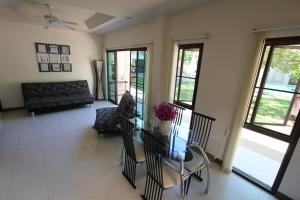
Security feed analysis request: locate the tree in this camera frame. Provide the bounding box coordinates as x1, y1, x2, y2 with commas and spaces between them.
271, 47, 300, 85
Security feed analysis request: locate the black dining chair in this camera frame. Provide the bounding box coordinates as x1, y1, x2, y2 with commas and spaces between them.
186, 111, 215, 193
142, 130, 189, 200
168, 103, 186, 135
120, 115, 145, 189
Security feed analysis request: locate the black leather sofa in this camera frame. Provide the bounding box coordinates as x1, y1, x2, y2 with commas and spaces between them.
22, 80, 93, 114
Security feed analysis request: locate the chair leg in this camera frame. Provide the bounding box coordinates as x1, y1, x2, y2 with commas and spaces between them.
185, 176, 192, 195
180, 176, 186, 200
122, 153, 137, 189
205, 166, 210, 194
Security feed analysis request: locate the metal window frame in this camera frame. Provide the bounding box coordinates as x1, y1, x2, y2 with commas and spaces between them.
240, 36, 300, 194
173, 43, 204, 110
106, 48, 147, 116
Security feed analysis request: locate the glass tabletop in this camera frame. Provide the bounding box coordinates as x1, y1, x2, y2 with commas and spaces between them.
131, 118, 193, 162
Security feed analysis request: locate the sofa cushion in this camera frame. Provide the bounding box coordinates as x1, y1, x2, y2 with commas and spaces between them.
94, 107, 119, 133
118, 91, 136, 118
26, 95, 93, 109
22, 80, 91, 99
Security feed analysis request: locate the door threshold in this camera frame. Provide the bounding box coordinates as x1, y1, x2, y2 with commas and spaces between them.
232, 167, 273, 194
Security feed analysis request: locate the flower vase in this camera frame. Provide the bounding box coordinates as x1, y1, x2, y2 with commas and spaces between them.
159, 120, 172, 135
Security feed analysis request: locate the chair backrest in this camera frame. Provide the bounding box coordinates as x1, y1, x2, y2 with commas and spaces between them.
118, 91, 136, 118
168, 103, 185, 135
143, 130, 166, 187
188, 112, 216, 150
120, 115, 136, 160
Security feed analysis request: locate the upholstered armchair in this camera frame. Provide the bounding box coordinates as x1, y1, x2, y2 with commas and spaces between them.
93, 91, 136, 134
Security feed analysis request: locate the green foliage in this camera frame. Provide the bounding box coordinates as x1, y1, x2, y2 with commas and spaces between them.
271, 47, 300, 84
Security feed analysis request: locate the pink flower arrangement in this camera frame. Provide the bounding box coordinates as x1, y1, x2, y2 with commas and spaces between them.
153, 103, 177, 121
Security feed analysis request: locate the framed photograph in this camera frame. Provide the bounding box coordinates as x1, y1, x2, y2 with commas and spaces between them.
51, 63, 61, 72
36, 53, 50, 63
49, 54, 61, 63
61, 55, 71, 63
35, 43, 48, 53
38, 63, 50, 72
62, 63, 72, 72
48, 44, 59, 54
60, 45, 70, 55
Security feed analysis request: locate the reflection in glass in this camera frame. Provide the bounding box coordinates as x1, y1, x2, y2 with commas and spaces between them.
179, 78, 195, 104
182, 49, 199, 78
264, 46, 300, 93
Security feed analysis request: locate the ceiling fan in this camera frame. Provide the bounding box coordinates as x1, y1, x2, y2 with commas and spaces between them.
41, 3, 78, 30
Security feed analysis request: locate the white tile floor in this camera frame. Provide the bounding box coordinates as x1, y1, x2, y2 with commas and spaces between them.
0, 101, 278, 200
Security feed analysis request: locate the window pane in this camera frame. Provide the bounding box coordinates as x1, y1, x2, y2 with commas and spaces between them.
130, 66, 136, 83
177, 49, 183, 76
178, 78, 195, 105
137, 71, 144, 85
137, 102, 143, 116
137, 86, 144, 101
131, 51, 137, 66
182, 48, 199, 78
107, 52, 115, 64
254, 89, 294, 135
264, 46, 300, 93
256, 46, 270, 87
174, 77, 180, 100
137, 51, 145, 67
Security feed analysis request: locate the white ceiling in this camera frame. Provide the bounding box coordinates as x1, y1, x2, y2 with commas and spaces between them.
0, 0, 217, 34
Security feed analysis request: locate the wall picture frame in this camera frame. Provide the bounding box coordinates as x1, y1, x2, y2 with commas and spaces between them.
61, 54, 71, 63
51, 63, 61, 72
48, 44, 59, 54
60, 45, 70, 55
39, 63, 50, 72
49, 54, 61, 63
36, 53, 50, 63
35, 43, 48, 53
35, 42, 72, 72
62, 63, 72, 72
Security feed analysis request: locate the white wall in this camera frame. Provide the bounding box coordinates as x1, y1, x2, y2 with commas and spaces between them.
103, 1, 300, 198
166, 0, 300, 158
0, 20, 103, 108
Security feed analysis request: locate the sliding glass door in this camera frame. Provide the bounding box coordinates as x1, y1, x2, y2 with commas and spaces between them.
106, 48, 147, 118
233, 37, 300, 193
107, 51, 117, 103
130, 49, 146, 118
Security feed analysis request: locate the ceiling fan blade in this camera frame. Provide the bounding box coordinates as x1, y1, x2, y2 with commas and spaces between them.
44, 3, 54, 16
59, 20, 79, 26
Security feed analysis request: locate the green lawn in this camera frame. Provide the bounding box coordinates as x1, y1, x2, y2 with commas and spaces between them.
179, 79, 292, 125
255, 92, 291, 124
178, 79, 195, 101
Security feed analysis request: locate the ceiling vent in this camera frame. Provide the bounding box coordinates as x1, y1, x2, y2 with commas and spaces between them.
85, 13, 114, 30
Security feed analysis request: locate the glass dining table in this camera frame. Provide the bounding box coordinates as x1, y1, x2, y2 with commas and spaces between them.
132, 118, 190, 157
128, 118, 210, 199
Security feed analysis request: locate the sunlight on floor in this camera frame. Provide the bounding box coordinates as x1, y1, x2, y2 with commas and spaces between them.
233, 128, 288, 186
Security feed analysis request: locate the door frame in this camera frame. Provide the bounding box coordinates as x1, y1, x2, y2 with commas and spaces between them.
234, 36, 300, 194
106, 47, 147, 118
173, 43, 203, 110
106, 50, 118, 104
